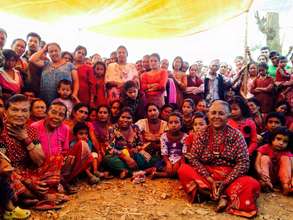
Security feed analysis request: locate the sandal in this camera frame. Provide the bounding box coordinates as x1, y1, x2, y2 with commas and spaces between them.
3, 206, 31, 220
33, 200, 62, 211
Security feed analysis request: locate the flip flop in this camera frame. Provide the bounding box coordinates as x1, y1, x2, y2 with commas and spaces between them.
3, 206, 31, 220
33, 200, 63, 211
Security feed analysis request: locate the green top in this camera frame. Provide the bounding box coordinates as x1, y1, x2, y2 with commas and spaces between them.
268, 64, 291, 79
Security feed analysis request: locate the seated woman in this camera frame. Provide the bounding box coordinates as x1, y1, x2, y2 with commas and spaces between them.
102, 107, 152, 178
159, 104, 175, 122
0, 118, 31, 219
0, 49, 23, 100
136, 103, 168, 163
0, 95, 65, 210
178, 100, 260, 218
151, 112, 187, 179
275, 101, 293, 128
255, 126, 292, 195
28, 98, 47, 125
120, 80, 146, 121
228, 96, 258, 156
247, 97, 267, 134
181, 98, 195, 133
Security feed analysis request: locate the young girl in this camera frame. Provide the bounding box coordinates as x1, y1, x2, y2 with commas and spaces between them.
195, 99, 207, 114
71, 122, 101, 185
255, 126, 292, 195
89, 107, 98, 122
228, 96, 258, 156
120, 80, 146, 121
251, 62, 274, 113
247, 97, 267, 134
151, 112, 187, 178
181, 98, 195, 133
53, 79, 74, 118
93, 61, 108, 106
184, 112, 208, 154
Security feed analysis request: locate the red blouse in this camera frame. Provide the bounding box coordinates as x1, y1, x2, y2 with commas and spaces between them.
77, 64, 96, 105
140, 69, 168, 96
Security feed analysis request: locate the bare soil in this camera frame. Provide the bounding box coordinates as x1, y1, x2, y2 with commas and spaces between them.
30, 179, 293, 220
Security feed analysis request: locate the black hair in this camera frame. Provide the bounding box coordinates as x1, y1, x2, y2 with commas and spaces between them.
247, 97, 261, 108
11, 38, 27, 48
257, 55, 268, 62
269, 51, 280, 59
146, 103, 160, 114
257, 62, 268, 70
30, 98, 47, 111
182, 98, 195, 109
247, 61, 258, 71
123, 80, 139, 91
74, 45, 87, 56
193, 111, 208, 124
61, 51, 73, 62
168, 111, 183, 125
49, 101, 68, 117
72, 103, 88, 114
161, 104, 175, 112
260, 46, 270, 51
275, 101, 291, 115
265, 112, 286, 126
93, 61, 106, 74
150, 53, 160, 62
278, 55, 287, 62
73, 122, 89, 136
26, 32, 41, 42
269, 126, 292, 150
118, 107, 134, 120
172, 56, 183, 71
48, 42, 61, 50
57, 79, 72, 90
3, 49, 18, 61
229, 96, 250, 118
5, 94, 29, 109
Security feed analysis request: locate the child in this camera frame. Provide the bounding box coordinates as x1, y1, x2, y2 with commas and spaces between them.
181, 98, 195, 133
0, 118, 31, 219
93, 61, 107, 106
255, 126, 293, 195
151, 112, 187, 178
89, 107, 98, 122
251, 62, 274, 113
259, 112, 286, 146
184, 112, 208, 154
71, 122, 100, 185
53, 79, 74, 118
275, 56, 290, 84
228, 96, 258, 156
195, 99, 207, 114
109, 100, 121, 124
120, 80, 146, 121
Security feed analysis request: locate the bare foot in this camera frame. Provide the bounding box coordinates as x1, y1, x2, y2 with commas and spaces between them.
215, 197, 228, 212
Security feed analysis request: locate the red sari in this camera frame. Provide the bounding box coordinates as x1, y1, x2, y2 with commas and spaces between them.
179, 125, 260, 218
77, 64, 96, 105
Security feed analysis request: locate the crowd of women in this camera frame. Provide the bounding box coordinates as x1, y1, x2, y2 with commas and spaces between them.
0, 28, 292, 219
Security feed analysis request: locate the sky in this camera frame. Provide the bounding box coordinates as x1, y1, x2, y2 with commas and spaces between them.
0, 0, 292, 66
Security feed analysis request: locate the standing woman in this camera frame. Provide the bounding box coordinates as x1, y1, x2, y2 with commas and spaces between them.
184, 64, 204, 104
0, 49, 23, 100
251, 62, 274, 113
73, 45, 96, 106
140, 53, 168, 108
29, 43, 79, 104
172, 56, 187, 107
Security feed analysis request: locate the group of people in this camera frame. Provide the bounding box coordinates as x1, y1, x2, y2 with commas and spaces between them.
0, 27, 292, 219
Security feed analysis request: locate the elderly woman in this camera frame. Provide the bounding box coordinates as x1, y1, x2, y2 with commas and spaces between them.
178, 100, 260, 218
0, 95, 65, 210
29, 43, 79, 104
0, 49, 23, 100
103, 107, 152, 178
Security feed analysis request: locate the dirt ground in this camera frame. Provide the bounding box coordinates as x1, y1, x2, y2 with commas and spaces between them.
30, 179, 293, 220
